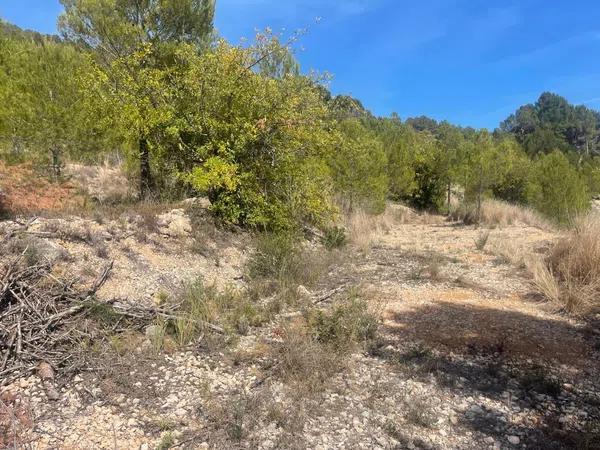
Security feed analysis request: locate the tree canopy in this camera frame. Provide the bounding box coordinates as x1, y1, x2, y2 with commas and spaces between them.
1, 13, 598, 228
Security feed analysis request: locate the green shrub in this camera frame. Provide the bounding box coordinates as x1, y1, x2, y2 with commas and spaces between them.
408, 160, 445, 211
248, 233, 299, 280
321, 226, 347, 250
306, 291, 379, 352
527, 151, 589, 223
247, 232, 328, 291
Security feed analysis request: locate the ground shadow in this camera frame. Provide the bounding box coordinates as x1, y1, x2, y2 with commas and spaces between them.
371, 301, 600, 449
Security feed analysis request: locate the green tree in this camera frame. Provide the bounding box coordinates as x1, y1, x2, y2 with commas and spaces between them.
0, 36, 96, 175
436, 121, 465, 213
527, 150, 589, 223
490, 137, 531, 204
330, 119, 388, 213
463, 131, 507, 220
59, 0, 215, 198
178, 40, 336, 230
368, 117, 416, 201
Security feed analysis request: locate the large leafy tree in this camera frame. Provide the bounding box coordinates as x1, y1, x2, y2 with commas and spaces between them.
177, 41, 337, 230
58, 0, 215, 198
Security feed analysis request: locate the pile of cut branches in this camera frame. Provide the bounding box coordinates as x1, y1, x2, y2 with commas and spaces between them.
0, 255, 113, 386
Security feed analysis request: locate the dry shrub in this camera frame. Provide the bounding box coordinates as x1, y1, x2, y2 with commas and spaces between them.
67, 160, 133, 204
344, 208, 394, 251
274, 323, 343, 393
451, 199, 551, 229
490, 239, 528, 267
530, 213, 600, 315
273, 291, 380, 393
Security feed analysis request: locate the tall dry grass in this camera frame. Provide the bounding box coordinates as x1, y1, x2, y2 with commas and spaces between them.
530, 212, 600, 315
451, 199, 551, 230
344, 209, 394, 251
67, 160, 134, 204
344, 203, 440, 251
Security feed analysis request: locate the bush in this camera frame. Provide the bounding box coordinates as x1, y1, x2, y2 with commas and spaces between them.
248, 233, 300, 280
450, 199, 550, 229
527, 151, 590, 223
321, 226, 347, 250
247, 232, 328, 292
306, 291, 379, 352
408, 160, 445, 211
273, 323, 342, 393
273, 291, 379, 393
330, 119, 388, 214
530, 213, 600, 315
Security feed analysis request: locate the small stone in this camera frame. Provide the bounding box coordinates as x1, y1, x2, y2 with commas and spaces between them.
507, 436, 520, 445
296, 285, 311, 298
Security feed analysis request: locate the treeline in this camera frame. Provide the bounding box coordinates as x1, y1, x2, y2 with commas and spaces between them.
0, 1, 599, 230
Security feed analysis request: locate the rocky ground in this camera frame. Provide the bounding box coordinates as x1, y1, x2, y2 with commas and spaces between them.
1, 194, 599, 449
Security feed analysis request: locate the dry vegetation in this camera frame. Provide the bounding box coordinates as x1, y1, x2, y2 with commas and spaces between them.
529, 212, 600, 315
1, 174, 599, 449
451, 198, 552, 229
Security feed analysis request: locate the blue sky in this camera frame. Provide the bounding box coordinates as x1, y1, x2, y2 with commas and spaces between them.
2, 0, 600, 128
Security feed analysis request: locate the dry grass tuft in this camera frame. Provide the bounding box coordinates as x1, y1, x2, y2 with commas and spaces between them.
489, 238, 529, 267
67, 160, 134, 204
344, 203, 438, 251
273, 290, 380, 393
474, 231, 491, 251
345, 209, 393, 251
451, 199, 551, 229
530, 212, 600, 315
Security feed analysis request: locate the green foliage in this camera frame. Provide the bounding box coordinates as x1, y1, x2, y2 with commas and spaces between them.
490, 138, 532, 204
374, 118, 418, 200
527, 151, 590, 223
306, 291, 379, 352
59, 0, 216, 197
502, 92, 600, 157
3, 9, 599, 233
175, 41, 337, 230
330, 119, 388, 213
248, 233, 300, 280
0, 36, 102, 173
321, 226, 347, 250
581, 158, 600, 197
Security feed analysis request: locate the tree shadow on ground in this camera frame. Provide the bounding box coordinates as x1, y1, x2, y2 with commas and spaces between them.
372, 301, 600, 449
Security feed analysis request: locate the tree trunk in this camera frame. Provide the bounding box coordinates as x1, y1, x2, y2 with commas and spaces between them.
476, 174, 483, 224
139, 137, 151, 200
447, 182, 451, 216
51, 147, 61, 181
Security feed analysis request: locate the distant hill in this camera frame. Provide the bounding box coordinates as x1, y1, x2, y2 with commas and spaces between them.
0, 18, 59, 43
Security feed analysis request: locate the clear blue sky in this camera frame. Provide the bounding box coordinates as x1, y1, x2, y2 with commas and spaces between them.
2, 0, 600, 129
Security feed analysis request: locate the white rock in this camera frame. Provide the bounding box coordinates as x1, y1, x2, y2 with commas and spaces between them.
507, 436, 520, 445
